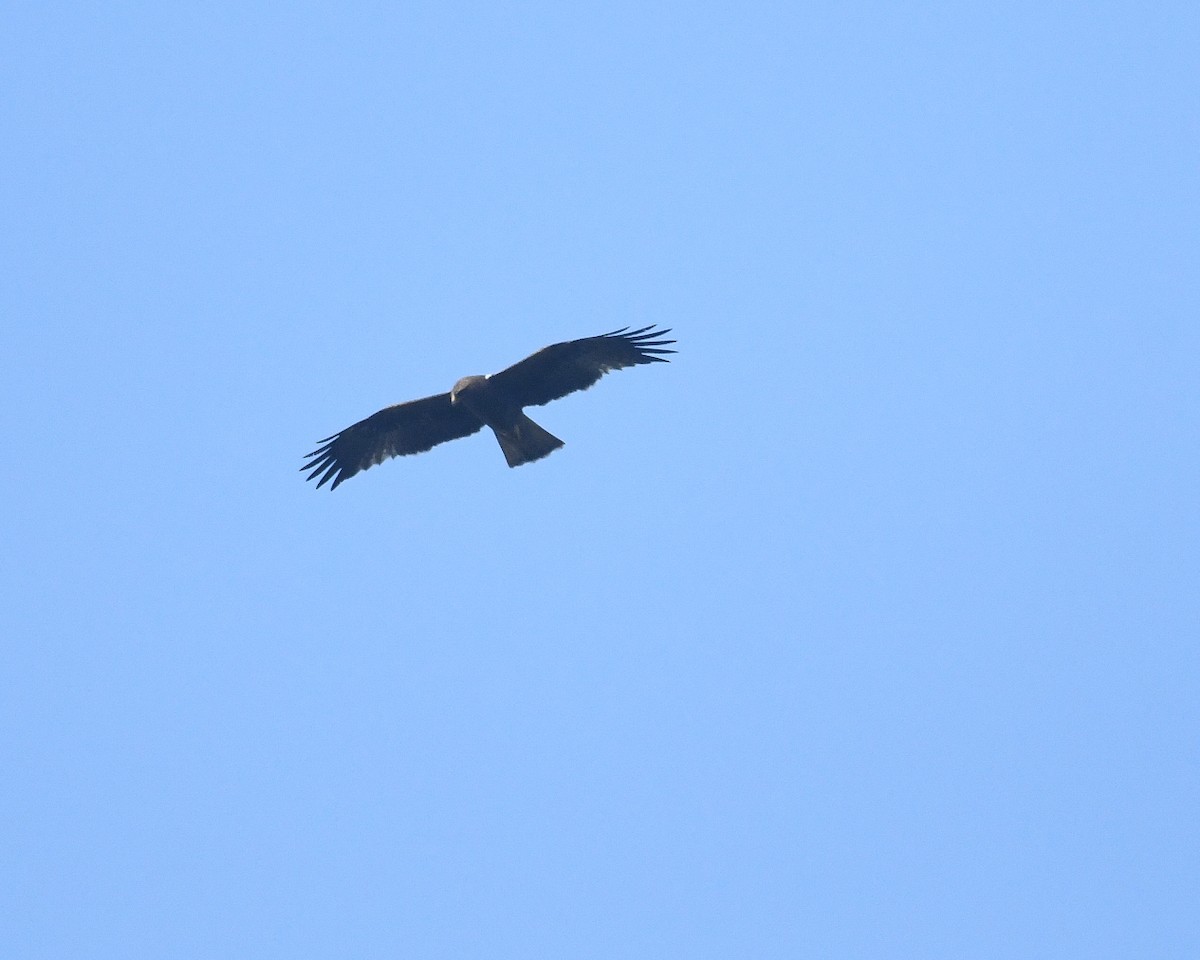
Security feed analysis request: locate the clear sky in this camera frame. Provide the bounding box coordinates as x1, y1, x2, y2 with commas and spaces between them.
3, 1, 1197, 957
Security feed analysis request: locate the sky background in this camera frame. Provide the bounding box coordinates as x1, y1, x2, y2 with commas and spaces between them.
3, 1, 1197, 957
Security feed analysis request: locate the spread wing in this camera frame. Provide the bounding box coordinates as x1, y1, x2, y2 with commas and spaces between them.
301, 393, 484, 490
487, 325, 676, 409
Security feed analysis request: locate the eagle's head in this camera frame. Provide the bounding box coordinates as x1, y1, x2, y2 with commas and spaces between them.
450, 375, 487, 404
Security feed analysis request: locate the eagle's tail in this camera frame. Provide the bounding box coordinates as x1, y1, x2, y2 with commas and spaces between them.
494, 414, 564, 468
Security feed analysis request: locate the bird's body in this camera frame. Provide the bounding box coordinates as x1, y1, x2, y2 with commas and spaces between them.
301, 326, 675, 489
449, 374, 564, 467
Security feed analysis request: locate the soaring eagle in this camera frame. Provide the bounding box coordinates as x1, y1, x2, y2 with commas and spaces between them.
301, 325, 676, 489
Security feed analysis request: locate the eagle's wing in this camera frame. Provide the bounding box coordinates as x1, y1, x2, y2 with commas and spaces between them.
301, 393, 484, 490
487, 325, 675, 409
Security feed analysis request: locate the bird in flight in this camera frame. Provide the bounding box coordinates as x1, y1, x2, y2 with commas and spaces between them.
301, 325, 676, 489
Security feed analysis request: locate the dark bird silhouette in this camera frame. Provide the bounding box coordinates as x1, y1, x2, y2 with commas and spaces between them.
301, 326, 676, 489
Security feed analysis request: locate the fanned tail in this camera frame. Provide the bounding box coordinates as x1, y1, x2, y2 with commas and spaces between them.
493, 414, 564, 467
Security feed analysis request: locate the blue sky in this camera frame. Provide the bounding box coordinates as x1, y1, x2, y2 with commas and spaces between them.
3, 1, 1197, 956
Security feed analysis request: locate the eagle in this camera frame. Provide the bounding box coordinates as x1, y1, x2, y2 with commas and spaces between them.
301, 325, 676, 489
